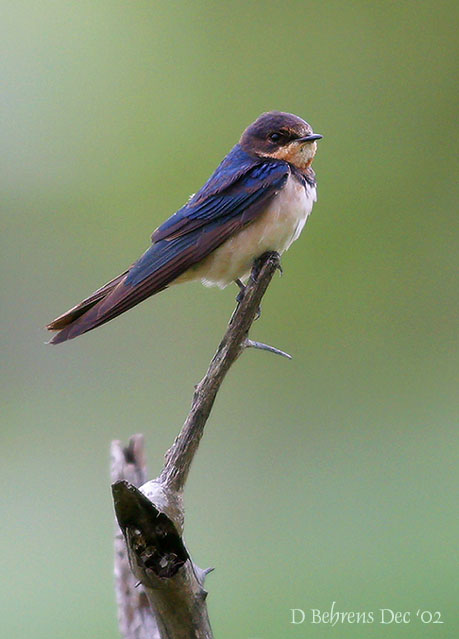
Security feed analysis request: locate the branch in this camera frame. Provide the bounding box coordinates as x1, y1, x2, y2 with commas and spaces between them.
111, 251, 287, 638
111, 435, 161, 639
160, 251, 286, 492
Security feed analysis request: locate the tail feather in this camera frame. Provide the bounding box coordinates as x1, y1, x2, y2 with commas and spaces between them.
47, 207, 248, 344
47, 270, 129, 344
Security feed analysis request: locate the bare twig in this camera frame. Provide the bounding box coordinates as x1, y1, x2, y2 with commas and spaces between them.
111, 251, 288, 638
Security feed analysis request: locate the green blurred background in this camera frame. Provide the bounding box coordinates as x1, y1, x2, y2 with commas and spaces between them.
1, 1, 457, 637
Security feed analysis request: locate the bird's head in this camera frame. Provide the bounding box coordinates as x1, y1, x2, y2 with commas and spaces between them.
240, 111, 322, 170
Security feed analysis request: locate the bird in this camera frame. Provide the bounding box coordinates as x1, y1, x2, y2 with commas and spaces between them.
47, 111, 322, 344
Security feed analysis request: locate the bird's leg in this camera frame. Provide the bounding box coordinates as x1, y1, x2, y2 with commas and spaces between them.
229, 279, 247, 325
230, 274, 262, 324
247, 251, 282, 320
229, 254, 292, 359
235, 278, 246, 304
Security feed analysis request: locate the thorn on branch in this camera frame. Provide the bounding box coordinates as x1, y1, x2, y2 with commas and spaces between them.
244, 338, 292, 360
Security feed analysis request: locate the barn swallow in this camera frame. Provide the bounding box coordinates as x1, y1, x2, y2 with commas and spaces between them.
47, 111, 322, 344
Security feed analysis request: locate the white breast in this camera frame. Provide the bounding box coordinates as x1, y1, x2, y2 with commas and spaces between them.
178, 174, 316, 288
260, 173, 316, 253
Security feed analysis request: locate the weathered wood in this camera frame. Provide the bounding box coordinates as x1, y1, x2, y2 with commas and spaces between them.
111, 252, 286, 638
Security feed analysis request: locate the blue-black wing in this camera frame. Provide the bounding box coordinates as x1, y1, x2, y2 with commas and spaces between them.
48, 147, 289, 343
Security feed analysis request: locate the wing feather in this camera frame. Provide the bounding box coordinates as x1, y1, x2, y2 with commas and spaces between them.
48, 150, 289, 344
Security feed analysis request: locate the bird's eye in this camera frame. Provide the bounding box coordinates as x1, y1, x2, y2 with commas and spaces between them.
269, 132, 282, 143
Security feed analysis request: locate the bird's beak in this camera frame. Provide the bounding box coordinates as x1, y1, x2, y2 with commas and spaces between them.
297, 134, 323, 143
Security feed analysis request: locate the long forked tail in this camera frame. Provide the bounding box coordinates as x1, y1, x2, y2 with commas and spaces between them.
46, 236, 182, 343
47, 271, 130, 344
47, 210, 248, 344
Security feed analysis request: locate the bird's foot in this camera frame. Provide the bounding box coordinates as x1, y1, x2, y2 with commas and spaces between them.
250, 251, 282, 284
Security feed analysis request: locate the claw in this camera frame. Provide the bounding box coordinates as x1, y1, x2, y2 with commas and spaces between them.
251, 251, 281, 284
